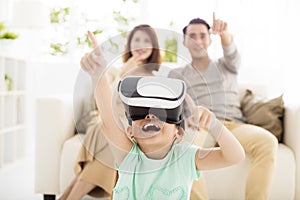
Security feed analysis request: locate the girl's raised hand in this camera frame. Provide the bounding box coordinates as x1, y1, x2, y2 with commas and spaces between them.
80, 31, 107, 79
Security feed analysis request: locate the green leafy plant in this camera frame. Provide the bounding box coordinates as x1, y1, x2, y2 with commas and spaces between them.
113, 11, 135, 26
163, 36, 177, 62
0, 22, 5, 31
48, 0, 138, 56
163, 21, 178, 62
50, 42, 69, 56
50, 7, 70, 24
4, 74, 13, 91
77, 29, 103, 48
0, 32, 18, 40
0, 21, 18, 40
49, 6, 104, 55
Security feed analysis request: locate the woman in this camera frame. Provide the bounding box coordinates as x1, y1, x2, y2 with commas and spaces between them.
59, 24, 162, 200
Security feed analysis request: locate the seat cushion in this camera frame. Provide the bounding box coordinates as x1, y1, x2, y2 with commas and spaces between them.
203, 144, 295, 200
59, 134, 84, 193
59, 136, 295, 200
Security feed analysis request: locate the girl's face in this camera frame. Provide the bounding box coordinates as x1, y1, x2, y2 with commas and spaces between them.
130, 30, 153, 61
129, 114, 179, 149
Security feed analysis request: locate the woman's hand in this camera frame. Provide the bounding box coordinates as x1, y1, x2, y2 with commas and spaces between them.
120, 54, 143, 77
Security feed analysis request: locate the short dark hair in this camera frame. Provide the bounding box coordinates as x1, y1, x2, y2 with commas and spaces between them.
182, 18, 211, 35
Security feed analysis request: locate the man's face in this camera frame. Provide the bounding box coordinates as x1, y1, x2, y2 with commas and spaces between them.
184, 24, 211, 59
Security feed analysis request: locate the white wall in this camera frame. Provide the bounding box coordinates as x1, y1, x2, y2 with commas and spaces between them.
3, 0, 298, 100
2, 0, 300, 142
143, 0, 300, 102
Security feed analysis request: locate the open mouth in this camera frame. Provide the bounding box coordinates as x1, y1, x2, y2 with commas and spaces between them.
142, 123, 161, 132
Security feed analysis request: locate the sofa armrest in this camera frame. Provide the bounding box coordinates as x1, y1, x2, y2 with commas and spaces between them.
283, 102, 300, 199
34, 94, 75, 195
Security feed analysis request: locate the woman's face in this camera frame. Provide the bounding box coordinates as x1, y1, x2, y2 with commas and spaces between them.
130, 30, 153, 61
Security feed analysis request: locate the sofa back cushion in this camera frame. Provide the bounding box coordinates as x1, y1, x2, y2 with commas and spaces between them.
239, 85, 284, 142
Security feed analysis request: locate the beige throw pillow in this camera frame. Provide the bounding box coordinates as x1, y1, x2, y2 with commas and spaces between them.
241, 89, 284, 142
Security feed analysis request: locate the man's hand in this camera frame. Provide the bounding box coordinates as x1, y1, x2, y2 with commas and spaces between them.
80, 31, 107, 82
210, 12, 232, 46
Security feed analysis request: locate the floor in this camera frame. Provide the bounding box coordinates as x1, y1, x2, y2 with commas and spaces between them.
0, 154, 41, 200
0, 154, 103, 200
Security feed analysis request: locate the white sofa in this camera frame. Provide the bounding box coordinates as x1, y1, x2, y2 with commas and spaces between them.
34, 83, 300, 200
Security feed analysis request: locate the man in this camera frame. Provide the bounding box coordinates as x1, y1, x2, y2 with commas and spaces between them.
168, 13, 278, 200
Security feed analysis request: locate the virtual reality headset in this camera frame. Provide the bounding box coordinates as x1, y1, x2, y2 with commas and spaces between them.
118, 76, 187, 126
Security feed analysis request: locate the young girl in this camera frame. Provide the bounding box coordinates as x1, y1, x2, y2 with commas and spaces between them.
82, 32, 245, 200
59, 24, 161, 200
